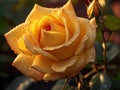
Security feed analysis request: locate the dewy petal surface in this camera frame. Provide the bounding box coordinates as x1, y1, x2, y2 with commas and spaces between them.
31, 55, 55, 74
44, 53, 86, 81
43, 9, 80, 60
75, 18, 89, 55
40, 30, 66, 47
26, 4, 54, 22
63, 53, 86, 78
62, 0, 76, 16
85, 25, 96, 49
17, 35, 31, 55
51, 56, 78, 72
4, 23, 26, 54
12, 53, 44, 81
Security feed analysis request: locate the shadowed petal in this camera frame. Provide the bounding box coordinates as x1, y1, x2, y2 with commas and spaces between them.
51, 56, 78, 72
44, 54, 86, 81
85, 47, 96, 63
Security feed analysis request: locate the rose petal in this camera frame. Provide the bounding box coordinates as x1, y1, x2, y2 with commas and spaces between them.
75, 18, 90, 55
12, 53, 44, 81
77, 18, 96, 49
4, 23, 26, 54
24, 36, 59, 61
51, 56, 78, 72
43, 9, 80, 60
17, 35, 31, 55
26, 20, 40, 41
62, 0, 76, 16
85, 46, 96, 63
75, 38, 86, 55
85, 26, 96, 49
89, 18, 97, 30
44, 53, 86, 81
64, 53, 86, 78
26, 4, 54, 21
33, 47, 59, 61
31, 55, 55, 74
43, 74, 60, 81
85, 18, 96, 49
40, 30, 66, 47
62, 17, 71, 42
24, 35, 38, 54
39, 15, 65, 33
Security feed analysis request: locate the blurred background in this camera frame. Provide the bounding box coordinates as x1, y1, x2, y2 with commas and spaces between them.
0, 0, 120, 90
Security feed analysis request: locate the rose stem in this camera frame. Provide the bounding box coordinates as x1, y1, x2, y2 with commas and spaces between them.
61, 79, 70, 90
98, 17, 108, 71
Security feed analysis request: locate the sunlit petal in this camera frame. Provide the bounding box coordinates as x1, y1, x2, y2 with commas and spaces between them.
31, 55, 55, 74
26, 4, 54, 21
40, 30, 66, 47
43, 9, 80, 60
17, 35, 31, 55
4, 23, 26, 54
12, 53, 44, 81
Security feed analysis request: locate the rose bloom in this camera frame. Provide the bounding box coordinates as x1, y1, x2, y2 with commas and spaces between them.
4, 0, 96, 81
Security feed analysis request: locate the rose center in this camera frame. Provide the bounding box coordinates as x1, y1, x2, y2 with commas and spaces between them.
43, 24, 51, 31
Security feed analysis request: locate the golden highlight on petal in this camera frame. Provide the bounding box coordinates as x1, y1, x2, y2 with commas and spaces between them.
43, 74, 60, 81
40, 30, 66, 47
17, 35, 31, 55
12, 53, 44, 81
4, 23, 26, 54
31, 55, 55, 74
43, 9, 80, 60
62, 0, 76, 16
26, 4, 54, 21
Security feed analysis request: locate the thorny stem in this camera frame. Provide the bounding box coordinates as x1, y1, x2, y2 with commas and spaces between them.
98, 17, 108, 71
77, 81, 81, 90
61, 79, 70, 90
83, 65, 106, 79
75, 73, 83, 90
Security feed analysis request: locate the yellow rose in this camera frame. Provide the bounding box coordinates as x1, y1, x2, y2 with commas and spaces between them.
4, 0, 96, 81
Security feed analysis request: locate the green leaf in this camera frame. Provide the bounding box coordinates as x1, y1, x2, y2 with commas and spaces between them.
95, 42, 104, 63
90, 72, 112, 90
95, 42, 103, 57
104, 15, 120, 31
106, 43, 119, 62
96, 29, 103, 41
